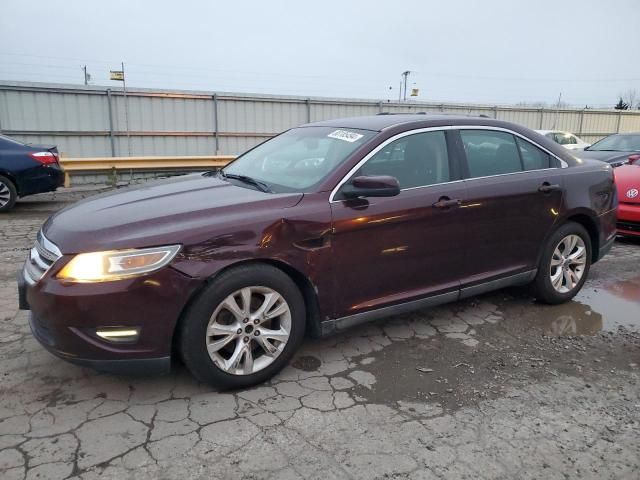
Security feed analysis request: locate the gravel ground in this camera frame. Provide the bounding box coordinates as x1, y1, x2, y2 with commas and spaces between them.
1, 189, 639, 480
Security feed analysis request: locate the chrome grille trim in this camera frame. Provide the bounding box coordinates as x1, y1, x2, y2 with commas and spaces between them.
23, 231, 62, 285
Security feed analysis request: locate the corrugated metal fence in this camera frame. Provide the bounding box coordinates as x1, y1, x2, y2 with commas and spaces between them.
1, 81, 640, 158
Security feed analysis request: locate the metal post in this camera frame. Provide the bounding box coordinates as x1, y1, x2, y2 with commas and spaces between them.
538, 109, 544, 129
616, 111, 623, 133
378, 101, 383, 113
106, 89, 116, 157
493, 105, 498, 119
578, 109, 585, 137
306, 98, 311, 123
122, 62, 131, 156
213, 94, 219, 154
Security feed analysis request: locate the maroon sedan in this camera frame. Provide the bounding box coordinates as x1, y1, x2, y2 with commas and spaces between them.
18, 115, 617, 389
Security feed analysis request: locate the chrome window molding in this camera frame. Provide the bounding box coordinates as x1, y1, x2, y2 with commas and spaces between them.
329, 125, 568, 203
457, 125, 569, 169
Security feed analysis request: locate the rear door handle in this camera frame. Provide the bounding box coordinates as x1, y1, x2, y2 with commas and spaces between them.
538, 183, 561, 193
433, 197, 462, 209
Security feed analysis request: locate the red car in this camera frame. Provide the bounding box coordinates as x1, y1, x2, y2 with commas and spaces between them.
615, 155, 640, 237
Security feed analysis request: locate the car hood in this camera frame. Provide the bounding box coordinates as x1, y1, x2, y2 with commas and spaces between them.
43, 173, 303, 253
576, 149, 635, 164
614, 164, 640, 204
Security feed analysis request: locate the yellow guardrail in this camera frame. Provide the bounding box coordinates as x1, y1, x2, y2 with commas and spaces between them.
60, 155, 236, 187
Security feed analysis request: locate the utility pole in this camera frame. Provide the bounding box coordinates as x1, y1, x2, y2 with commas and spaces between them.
122, 62, 131, 156
82, 65, 90, 85
401, 71, 411, 102
552, 91, 562, 130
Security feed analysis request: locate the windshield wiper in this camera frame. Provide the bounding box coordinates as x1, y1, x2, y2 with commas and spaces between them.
218, 171, 273, 193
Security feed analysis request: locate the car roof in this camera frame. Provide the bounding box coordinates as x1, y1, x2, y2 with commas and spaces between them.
535, 130, 574, 135
300, 114, 581, 168
300, 114, 515, 132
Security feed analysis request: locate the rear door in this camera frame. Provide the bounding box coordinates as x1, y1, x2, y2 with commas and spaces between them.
455, 128, 565, 286
329, 129, 467, 319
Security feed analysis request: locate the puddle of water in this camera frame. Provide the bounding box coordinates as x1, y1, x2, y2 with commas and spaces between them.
501, 277, 640, 336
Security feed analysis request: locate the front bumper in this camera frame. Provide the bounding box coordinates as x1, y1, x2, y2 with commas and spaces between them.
617, 202, 640, 237
18, 264, 201, 376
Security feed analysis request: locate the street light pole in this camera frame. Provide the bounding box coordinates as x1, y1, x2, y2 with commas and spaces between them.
401, 71, 411, 102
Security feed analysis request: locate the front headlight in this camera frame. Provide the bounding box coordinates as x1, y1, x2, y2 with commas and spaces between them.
57, 245, 181, 283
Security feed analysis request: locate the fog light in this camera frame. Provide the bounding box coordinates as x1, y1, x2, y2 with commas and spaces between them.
95, 328, 140, 343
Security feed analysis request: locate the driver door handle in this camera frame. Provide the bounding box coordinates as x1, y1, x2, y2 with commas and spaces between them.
538, 183, 562, 193
433, 197, 462, 209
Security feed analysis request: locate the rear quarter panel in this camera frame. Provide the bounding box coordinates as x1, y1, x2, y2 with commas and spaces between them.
560, 160, 617, 258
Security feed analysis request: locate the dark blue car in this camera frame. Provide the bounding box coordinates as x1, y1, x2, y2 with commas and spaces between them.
0, 134, 65, 212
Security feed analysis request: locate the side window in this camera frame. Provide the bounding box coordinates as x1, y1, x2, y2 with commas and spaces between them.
460, 130, 522, 177
354, 131, 450, 189
516, 137, 551, 170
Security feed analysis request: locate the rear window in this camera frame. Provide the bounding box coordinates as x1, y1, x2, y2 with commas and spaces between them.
460, 130, 522, 178
0, 134, 26, 147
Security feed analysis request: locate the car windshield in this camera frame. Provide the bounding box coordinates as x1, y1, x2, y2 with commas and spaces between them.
222, 126, 375, 193
588, 134, 640, 151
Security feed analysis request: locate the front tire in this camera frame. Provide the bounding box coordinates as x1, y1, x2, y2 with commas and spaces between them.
179, 264, 306, 389
0, 175, 17, 212
532, 222, 592, 304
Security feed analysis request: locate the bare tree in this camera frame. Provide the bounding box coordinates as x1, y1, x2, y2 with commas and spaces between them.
620, 89, 638, 109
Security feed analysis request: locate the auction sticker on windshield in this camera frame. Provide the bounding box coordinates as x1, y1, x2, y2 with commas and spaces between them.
328, 130, 364, 143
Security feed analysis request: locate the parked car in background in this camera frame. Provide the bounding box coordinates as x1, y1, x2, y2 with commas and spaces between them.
535, 130, 591, 150
614, 155, 640, 237
19, 115, 617, 389
0, 134, 64, 212
576, 132, 640, 167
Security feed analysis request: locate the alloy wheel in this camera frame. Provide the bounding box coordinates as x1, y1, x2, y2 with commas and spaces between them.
206, 286, 291, 375
0, 181, 11, 208
549, 234, 587, 293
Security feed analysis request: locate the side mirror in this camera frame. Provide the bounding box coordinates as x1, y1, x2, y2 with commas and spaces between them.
342, 175, 400, 198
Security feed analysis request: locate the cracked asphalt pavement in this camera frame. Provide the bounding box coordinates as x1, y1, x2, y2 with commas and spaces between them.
1, 189, 639, 479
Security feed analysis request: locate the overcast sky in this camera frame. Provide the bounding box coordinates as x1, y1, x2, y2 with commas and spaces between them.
1, 0, 638, 107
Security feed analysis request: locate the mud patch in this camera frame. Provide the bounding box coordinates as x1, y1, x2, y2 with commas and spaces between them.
291, 355, 322, 371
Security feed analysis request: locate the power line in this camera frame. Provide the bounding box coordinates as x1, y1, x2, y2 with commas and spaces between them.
2, 52, 640, 83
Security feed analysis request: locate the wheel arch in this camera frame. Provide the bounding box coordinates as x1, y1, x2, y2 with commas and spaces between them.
563, 212, 600, 263
171, 258, 323, 357
0, 170, 20, 195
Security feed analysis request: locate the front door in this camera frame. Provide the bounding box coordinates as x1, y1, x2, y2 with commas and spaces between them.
329, 129, 467, 319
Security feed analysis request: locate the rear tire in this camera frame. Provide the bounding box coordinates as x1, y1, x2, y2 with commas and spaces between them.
0, 175, 17, 212
532, 222, 592, 304
179, 264, 306, 390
